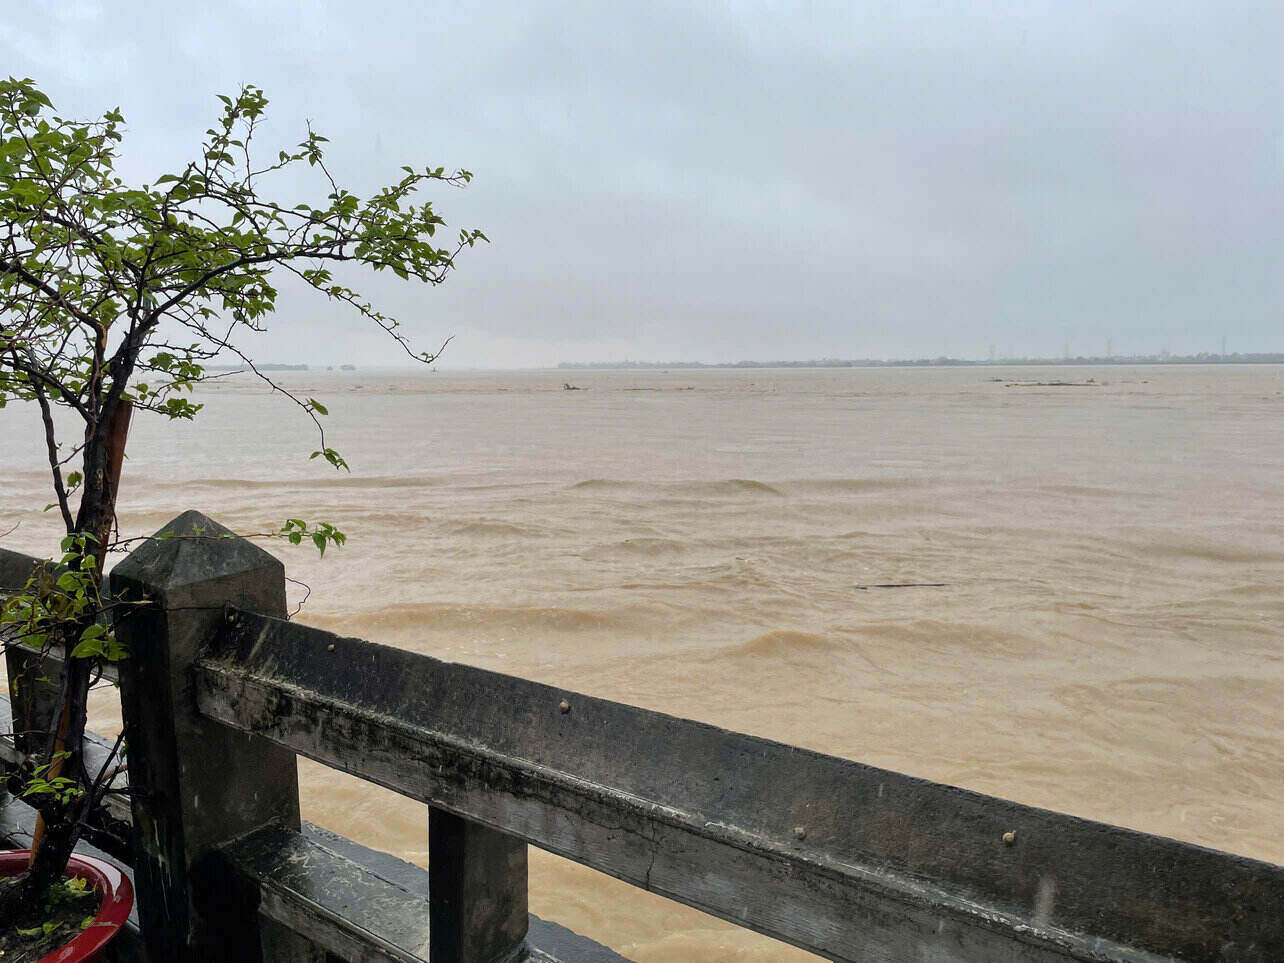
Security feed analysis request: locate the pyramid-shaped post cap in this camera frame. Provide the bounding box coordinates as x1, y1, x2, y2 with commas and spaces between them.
111, 510, 283, 601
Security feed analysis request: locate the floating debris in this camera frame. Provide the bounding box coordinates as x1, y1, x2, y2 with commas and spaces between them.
854, 583, 948, 590
1004, 379, 1102, 387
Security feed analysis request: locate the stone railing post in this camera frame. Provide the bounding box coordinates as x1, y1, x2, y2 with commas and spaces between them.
4, 644, 60, 759
0, 549, 60, 760
113, 511, 302, 962
428, 807, 529, 963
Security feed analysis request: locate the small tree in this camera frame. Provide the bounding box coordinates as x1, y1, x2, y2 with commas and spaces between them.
0, 77, 484, 925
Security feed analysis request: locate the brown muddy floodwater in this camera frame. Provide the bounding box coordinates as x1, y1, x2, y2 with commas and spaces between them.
2, 364, 1282, 959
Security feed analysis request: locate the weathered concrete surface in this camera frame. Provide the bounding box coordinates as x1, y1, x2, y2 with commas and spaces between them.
197, 609, 1284, 962
221, 826, 432, 963
0, 719, 623, 963
0, 547, 42, 591
112, 511, 302, 962
429, 806, 529, 963
0, 549, 57, 758
298, 823, 628, 963
4, 639, 61, 758
220, 823, 629, 963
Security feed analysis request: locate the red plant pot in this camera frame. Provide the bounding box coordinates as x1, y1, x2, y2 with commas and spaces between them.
0, 849, 134, 963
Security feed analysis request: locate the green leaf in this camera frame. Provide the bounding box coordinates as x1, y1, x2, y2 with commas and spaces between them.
308, 398, 328, 416
70, 637, 104, 659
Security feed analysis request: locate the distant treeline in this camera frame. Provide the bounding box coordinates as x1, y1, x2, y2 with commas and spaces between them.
558, 353, 1284, 370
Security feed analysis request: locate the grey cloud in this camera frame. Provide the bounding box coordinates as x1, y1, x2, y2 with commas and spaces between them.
4, 0, 1281, 365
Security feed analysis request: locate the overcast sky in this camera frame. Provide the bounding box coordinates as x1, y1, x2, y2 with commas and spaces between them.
5, 1, 1282, 367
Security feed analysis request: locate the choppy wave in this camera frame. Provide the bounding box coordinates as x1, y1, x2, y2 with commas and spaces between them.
840, 619, 1037, 657
789, 478, 923, 493
188, 474, 451, 490
570, 478, 783, 497
566, 476, 933, 497
335, 601, 640, 636
684, 479, 783, 496
1130, 537, 1284, 565
608, 537, 689, 556
570, 478, 633, 492
434, 519, 550, 538
1038, 484, 1130, 499
728, 630, 845, 658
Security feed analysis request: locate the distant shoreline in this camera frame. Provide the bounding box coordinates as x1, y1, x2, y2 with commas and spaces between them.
205, 363, 357, 372
197, 355, 1284, 373
557, 354, 1284, 370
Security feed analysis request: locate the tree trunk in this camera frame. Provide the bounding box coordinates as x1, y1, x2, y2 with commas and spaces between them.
1, 402, 133, 929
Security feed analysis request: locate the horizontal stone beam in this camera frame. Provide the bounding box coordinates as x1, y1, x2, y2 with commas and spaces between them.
0, 547, 43, 591
219, 826, 431, 963
0, 696, 131, 836
195, 609, 1284, 962
217, 824, 627, 963
0, 548, 120, 683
